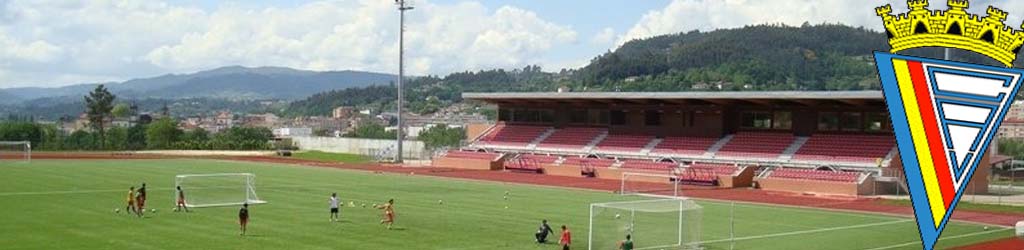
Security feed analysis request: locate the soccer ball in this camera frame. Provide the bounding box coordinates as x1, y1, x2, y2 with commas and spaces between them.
615, 214, 621, 219
983, 226, 990, 231
151, 209, 156, 213
438, 200, 444, 205
115, 208, 120, 213
361, 203, 366, 208
372, 203, 378, 208
503, 195, 508, 200
504, 206, 509, 209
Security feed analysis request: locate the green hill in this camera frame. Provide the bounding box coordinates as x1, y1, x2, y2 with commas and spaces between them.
285, 24, 1022, 116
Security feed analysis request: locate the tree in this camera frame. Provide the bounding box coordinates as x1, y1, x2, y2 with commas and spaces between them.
182, 128, 210, 142
65, 130, 95, 150
105, 126, 129, 150
0, 122, 44, 148
145, 118, 182, 149
39, 124, 64, 150
211, 127, 272, 150
126, 124, 147, 150
417, 124, 465, 149
343, 122, 396, 139
84, 85, 115, 148
111, 103, 131, 118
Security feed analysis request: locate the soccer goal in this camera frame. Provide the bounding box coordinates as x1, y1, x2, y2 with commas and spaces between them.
620, 172, 681, 198
0, 141, 31, 163
589, 198, 702, 250
174, 173, 267, 208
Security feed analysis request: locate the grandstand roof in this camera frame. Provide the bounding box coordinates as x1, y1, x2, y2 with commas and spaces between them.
463, 91, 884, 106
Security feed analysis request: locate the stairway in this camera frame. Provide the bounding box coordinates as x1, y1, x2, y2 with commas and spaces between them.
779, 136, 809, 160
527, 128, 556, 149
704, 134, 734, 157
583, 131, 609, 152
640, 138, 663, 155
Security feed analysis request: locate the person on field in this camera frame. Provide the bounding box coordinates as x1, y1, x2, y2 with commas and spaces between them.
619, 234, 634, 250
377, 199, 395, 229
559, 225, 572, 250
135, 183, 147, 216
174, 186, 189, 212
239, 203, 250, 235
535, 219, 554, 243
125, 186, 137, 215
329, 193, 341, 222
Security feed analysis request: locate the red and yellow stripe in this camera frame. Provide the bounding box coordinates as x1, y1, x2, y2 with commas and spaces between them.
892, 59, 957, 227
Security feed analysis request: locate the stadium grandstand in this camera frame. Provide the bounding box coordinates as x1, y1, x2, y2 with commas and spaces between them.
431, 91, 999, 197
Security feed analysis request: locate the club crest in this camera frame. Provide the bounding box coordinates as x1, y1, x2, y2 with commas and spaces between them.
874, 1, 1024, 249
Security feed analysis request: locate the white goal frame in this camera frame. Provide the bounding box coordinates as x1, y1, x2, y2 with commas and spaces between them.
620, 172, 681, 198
588, 198, 702, 250
1016, 220, 1023, 237
174, 173, 267, 208
0, 141, 31, 163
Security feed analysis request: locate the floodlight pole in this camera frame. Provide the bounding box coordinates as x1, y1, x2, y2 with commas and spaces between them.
395, 0, 414, 163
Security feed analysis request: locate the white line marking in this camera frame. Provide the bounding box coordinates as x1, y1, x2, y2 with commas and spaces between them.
700, 219, 914, 244
862, 228, 1011, 250
0, 183, 330, 197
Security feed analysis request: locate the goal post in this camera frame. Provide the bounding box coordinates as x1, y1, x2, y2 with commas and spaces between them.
620, 172, 681, 198
0, 141, 30, 163
589, 198, 702, 250
174, 173, 266, 208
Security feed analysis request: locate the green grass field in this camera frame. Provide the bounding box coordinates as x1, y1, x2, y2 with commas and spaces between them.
0, 159, 1013, 250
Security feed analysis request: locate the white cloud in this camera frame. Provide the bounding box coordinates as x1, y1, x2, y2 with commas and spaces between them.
617, 0, 895, 47
0, 34, 63, 63
591, 27, 616, 45
0, 0, 577, 87
616, 0, 1024, 47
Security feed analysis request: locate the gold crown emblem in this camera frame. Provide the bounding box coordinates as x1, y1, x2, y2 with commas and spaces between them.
876, 0, 1024, 67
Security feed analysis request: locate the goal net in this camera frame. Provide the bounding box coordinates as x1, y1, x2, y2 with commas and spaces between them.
0, 141, 30, 163
621, 172, 681, 198
174, 173, 266, 208
589, 198, 702, 250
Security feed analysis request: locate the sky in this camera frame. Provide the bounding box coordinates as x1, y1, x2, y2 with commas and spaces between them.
0, 0, 1021, 88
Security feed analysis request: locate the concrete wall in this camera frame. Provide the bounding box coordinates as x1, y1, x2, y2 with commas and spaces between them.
466, 123, 494, 141
755, 178, 861, 196
432, 156, 503, 170
292, 136, 428, 159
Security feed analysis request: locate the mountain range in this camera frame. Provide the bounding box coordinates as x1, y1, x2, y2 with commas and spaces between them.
0, 66, 397, 104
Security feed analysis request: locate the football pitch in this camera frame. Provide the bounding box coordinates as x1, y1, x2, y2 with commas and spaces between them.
0, 159, 1013, 250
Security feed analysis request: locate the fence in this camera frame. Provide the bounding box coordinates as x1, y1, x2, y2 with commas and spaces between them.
291, 136, 430, 160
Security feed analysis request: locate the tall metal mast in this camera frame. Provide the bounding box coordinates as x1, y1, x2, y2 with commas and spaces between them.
395, 0, 413, 163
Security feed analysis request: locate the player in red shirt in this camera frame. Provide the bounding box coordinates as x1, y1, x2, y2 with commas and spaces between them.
559, 225, 571, 250
377, 199, 395, 229
135, 183, 147, 216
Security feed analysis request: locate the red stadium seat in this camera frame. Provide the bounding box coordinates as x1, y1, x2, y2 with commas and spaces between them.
476, 124, 550, 147
620, 159, 678, 172
793, 134, 895, 164
504, 154, 558, 173
651, 136, 719, 156
561, 157, 617, 168
596, 134, 655, 153
537, 127, 606, 150
674, 162, 737, 186
716, 132, 795, 159
767, 168, 860, 183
